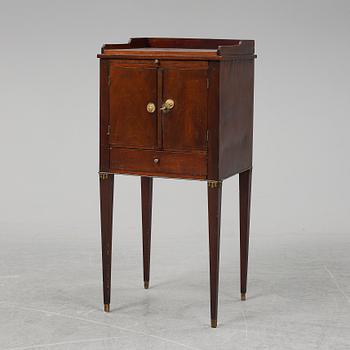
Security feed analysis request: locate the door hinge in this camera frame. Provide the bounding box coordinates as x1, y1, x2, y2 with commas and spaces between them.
206, 130, 209, 142
207, 78, 209, 89
108, 74, 111, 86
107, 124, 111, 135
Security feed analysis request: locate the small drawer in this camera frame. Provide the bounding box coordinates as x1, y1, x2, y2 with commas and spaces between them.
109, 148, 207, 179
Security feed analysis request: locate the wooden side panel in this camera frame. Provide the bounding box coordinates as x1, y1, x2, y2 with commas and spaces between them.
207, 62, 220, 180
100, 60, 110, 172
219, 60, 254, 179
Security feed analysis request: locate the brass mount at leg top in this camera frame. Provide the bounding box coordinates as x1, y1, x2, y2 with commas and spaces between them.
207, 180, 222, 188
99, 172, 110, 180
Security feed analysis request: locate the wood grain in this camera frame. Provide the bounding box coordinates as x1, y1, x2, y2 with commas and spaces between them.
99, 174, 114, 309
99, 60, 110, 171
109, 65, 157, 149
208, 181, 222, 327
98, 37, 256, 326
141, 177, 153, 288
239, 169, 252, 299
162, 64, 208, 151
109, 148, 207, 179
219, 59, 254, 178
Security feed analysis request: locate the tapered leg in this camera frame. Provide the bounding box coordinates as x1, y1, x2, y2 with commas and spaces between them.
100, 172, 114, 312
141, 176, 153, 289
207, 180, 222, 328
239, 168, 252, 301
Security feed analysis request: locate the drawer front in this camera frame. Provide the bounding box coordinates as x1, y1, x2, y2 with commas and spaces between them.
109, 148, 207, 179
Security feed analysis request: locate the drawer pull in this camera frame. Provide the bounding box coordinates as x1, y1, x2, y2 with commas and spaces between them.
160, 99, 174, 112
146, 102, 156, 114
153, 158, 160, 164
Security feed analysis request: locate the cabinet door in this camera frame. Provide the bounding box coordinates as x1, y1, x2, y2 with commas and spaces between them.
162, 62, 208, 151
109, 63, 157, 149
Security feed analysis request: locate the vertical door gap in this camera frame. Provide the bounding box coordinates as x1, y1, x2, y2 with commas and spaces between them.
157, 67, 163, 150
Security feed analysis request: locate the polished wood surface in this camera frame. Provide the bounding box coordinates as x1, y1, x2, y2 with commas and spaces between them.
208, 181, 222, 328
109, 148, 207, 179
103, 47, 219, 59
219, 60, 254, 178
99, 174, 114, 309
239, 169, 252, 300
99, 60, 110, 172
99, 37, 255, 60
98, 37, 256, 328
109, 64, 157, 149
162, 64, 208, 151
141, 177, 153, 289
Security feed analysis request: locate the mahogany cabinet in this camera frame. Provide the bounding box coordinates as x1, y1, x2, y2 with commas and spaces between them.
97, 37, 256, 328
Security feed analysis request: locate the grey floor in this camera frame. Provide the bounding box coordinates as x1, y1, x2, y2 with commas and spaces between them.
1, 222, 349, 350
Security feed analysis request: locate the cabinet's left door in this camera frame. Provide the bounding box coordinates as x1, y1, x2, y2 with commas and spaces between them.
108, 61, 158, 149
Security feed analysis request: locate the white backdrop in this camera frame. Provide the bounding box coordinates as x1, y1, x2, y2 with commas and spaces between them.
0, 0, 349, 237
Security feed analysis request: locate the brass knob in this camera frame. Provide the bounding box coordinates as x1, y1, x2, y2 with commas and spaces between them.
146, 102, 156, 114
160, 99, 175, 112
153, 158, 159, 164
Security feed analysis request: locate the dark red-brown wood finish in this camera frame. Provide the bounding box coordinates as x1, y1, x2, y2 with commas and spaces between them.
99, 173, 114, 312
239, 169, 252, 299
207, 180, 222, 328
141, 176, 153, 289
98, 37, 256, 328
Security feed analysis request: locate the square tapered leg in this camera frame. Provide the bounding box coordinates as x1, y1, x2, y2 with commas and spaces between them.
207, 180, 222, 328
141, 176, 153, 289
239, 169, 252, 301
100, 172, 114, 311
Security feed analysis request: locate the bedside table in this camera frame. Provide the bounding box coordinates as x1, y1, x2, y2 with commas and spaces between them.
97, 37, 256, 328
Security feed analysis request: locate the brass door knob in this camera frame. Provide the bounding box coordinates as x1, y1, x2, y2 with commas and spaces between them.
146, 102, 156, 113
160, 99, 175, 112
153, 158, 159, 164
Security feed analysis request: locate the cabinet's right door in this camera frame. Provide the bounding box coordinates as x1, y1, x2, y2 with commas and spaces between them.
161, 61, 208, 152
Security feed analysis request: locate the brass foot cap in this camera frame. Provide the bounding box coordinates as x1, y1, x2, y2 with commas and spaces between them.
211, 319, 217, 328
104, 304, 110, 312
241, 293, 246, 301
144, 281, 149, 289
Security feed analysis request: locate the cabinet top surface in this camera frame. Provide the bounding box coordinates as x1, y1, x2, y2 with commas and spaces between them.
98, 37, 255, 60
103, 47, 218, 57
